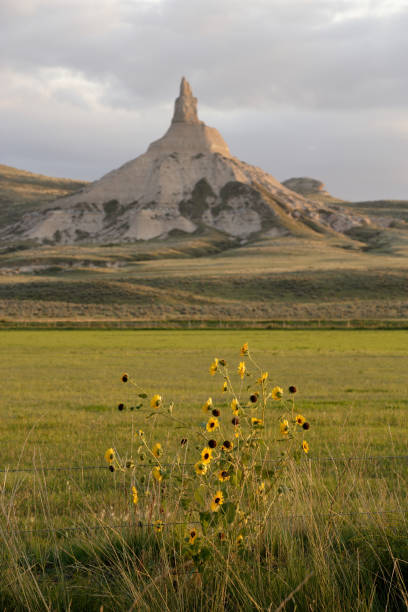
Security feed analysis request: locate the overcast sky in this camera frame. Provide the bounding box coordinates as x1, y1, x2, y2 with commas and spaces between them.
1, 0, 407, 201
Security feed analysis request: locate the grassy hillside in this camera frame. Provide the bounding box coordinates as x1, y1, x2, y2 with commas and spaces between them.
0, 164, 87, 226
0, 237, 407, 322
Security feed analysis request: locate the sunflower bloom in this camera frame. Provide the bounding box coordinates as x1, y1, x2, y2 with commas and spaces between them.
105, 448, 115, 464
258, 481, 265, 494
218, 470, 230, 482
152, 466, 163, 482
280, 419, 289, 436
206, 417, 219, 432
238, 361, 246, 379
151, 394, 162, 409
201, 447, 213, 464
236, 534, 244, 546
188, 528, 197, 544
202, 397, 213, 413
209, 358, 219, 376
221, 440, 233, 452
257, 372, 268, 384
211, 490, 224, 512
271, 386, 283, 400
132, 486, 138, 505
240, 342, 249, 356
194, 461, 208, 476
222, 381, 228, 393
251, 417, 263, 427
296, 414, 306, 426
138, 429, 145, 439
152, 442, 162, 458
153, 520, 164, 533
302, 440, 309, 454
231, 398, 239, 415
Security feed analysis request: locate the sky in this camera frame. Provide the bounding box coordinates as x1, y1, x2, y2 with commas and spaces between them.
1, 0, 407, 201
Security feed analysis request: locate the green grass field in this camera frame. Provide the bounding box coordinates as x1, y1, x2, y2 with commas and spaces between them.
1, 330, 407, 610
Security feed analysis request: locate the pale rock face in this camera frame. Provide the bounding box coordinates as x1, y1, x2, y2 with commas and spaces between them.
2, 78, 370, 244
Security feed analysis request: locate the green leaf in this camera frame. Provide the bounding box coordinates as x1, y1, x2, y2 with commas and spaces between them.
199, 511, 219, 532
198, 547, 211, 562
220, 501, 237, 524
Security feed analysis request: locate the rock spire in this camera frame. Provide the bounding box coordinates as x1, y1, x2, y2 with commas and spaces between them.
171, 77, 202, 124
0, 77, 370, 244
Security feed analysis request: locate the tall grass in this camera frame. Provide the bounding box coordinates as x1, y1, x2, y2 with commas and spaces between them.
1, 454, 407, 610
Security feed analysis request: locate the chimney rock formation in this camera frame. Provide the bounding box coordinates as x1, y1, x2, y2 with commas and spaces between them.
1, 78, 369, 244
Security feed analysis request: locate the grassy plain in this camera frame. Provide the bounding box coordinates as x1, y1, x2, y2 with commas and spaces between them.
1, 329, 407, 610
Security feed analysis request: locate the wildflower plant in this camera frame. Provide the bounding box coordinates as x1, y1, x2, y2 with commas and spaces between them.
105, 342, 312, 571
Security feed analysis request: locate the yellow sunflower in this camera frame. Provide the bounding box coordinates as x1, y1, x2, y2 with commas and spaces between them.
296, 414, 306, 426
132, 485, 138, 505
206, 417, 219, 432
221, 440, 233, 452
194, 461, 208, 476
104, 448, 115, 464
231, 398, 239, 415
150, 394, 162, 409
251, 417, 263, 426
188, 528, 198, 544
210, 490, 224, 512
240, 342, 249, 356
218, 470, 230, 482
236, 534, 244, 546
258, 481, 265, 494
222, 380, 228, 393
209, 358, 219, 376
302, 440, 309, 454
238, 361, 246, 379
152, 466, 163, 482
280, 419, 289, 436
257, 372, 268, 384
153, 520, 164, 533
202, 397, 213, 413
201, 447, 213, 464
152, 442, 162, 458
271, 386, 283, 400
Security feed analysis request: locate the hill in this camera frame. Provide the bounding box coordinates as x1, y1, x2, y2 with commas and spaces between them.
0, 163, 88, 227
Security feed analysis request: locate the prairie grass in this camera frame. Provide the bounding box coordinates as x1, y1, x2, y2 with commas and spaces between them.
0, 330, 407, 610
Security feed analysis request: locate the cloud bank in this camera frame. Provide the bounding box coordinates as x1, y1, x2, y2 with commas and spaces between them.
1, 0, 407, 200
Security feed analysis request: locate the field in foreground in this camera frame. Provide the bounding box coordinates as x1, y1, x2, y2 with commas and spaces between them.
0, 330, 407, 610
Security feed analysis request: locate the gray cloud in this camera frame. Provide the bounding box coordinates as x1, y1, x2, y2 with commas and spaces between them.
1, 0, 407, 200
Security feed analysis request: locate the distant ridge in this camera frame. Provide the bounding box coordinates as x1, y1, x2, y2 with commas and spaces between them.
0, 164, 87, 227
